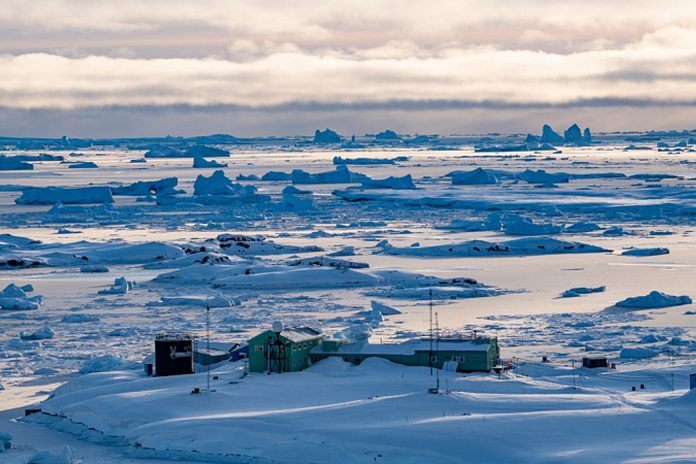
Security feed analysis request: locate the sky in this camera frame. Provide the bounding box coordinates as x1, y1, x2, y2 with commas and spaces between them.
1, 0, 696, 137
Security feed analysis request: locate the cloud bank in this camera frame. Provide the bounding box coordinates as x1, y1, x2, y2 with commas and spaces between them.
1, 1, 695, 134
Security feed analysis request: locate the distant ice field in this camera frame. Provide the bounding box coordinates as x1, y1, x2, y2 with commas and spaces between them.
0, 142, 695, 411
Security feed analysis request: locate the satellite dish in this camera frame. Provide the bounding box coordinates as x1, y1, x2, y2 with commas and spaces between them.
272, 321, 284, 334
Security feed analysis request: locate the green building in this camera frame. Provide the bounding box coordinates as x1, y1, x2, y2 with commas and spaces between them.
248, 326, 323, 373
310, 337, 500, 373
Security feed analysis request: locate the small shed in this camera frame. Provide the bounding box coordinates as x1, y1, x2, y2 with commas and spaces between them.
248, 326, 323, 373
582, 357, 608, 369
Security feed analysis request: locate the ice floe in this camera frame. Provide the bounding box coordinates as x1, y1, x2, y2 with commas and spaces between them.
0, 283, 43, 310
16, 187, 114, 205
377, 237, 607, 257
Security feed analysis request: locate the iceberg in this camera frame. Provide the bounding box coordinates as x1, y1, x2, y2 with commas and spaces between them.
112, 178, 182, 196
517, 169, 570, 184
564, 124, 583, 144
374, 129, 401, 140
540, 124, 565, 144
193, 157, 228, 168
185, 145, 230, 158
502, 215, 562, 236
261, 171, 292, 181
143, 145, 185, 158
292, 165, 370, 184
361, 174, 415, 190
451, 168, 499, 185
193, 170, 258, 196
0, 156, 33, 170
313, 128, 341, 143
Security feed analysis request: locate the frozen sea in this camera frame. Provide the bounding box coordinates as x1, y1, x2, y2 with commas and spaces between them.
0, 137, 695, 462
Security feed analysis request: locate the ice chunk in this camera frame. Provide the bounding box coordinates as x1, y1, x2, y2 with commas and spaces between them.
327, 246, 356, 256
98, 277, 135, 295
261, 171, 292, 181
20, 326, 54, 340
16, 186, 114, 205
566, 222, 601, 233
451, 168, 499, 185
67, 161, 98, 168
603, 226, 628, 236
193, 157, 228, 168
0, 283, 42, 310
144, 145, 185, 158
502, 215, 562, 236
370, 300, 402, 315
0, 156, 33, 170
614, 291, 692, 309
185, 145, 230, 158
194, 170, 257, 196
517, 169, 569, 184
112, 178, 181, 196
361, 174, 415, 190
374, 129, 401, 140
561, 286, 606, 298
292, 165, 370, 184
313, 128, 341, 143
80, 265, 109, 273
621, 248, 669, 257
27, 446, 73, 464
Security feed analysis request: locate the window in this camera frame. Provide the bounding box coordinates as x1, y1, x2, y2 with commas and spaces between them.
254, 345, 264, 352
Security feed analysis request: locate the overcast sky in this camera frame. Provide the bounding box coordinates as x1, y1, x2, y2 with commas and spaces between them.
2, 0, 696, 137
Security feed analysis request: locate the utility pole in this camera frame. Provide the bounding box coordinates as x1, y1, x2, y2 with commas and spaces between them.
435, 311, 440, 391
429, 288, 433, 376
206, 304, 211, 393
